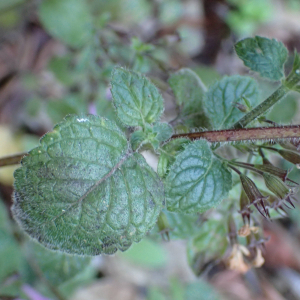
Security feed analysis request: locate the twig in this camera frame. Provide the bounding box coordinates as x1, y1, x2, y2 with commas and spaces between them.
0, 153, 27, 167
172, 125, 300, 143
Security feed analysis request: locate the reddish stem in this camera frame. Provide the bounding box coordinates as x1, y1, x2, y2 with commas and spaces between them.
172, 125, 300, 143
0, 153, 26, 168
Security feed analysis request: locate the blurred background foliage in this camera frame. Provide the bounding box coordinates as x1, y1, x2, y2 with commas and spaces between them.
1, 0, 300, 299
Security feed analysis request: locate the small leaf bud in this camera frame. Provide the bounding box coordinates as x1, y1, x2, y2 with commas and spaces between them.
227, 215, 237, 244
239, 174, 269, 218
254, 164, 288, 182
238, 190, 252, 224
262, 173, 291, 200
277, 149, 300, 165
233, 102, 248, 113
157, 211, 171, 241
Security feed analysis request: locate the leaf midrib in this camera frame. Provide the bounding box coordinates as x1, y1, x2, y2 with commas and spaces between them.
46, 151, 132, 225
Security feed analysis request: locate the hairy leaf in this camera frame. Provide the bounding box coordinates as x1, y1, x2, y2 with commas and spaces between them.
111, 68, 164, 127
130, 130, 148, 151
235, 36, 288, 81
130, 123, 173, 151
169, 68, 207, 106
152, 123, 173, 143
203, 76, 259, 129
39, 0, 91, 48
165, 140, 232, 213
13, 115, 164, 255
169, 68, 210, 127
149, 123, 173, 150
157, 138, 190, 178
28, 241, 91, 285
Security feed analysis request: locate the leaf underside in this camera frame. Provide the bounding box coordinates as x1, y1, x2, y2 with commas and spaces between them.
13, 115, 164, 255
165, 140, 232, 214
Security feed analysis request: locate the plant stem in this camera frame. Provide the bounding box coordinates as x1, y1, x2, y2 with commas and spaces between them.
232, 65, 300, 129
228, 161, 264, 175
232, 85, 289, 129
172, 125, 300, 143
1, 125, 300, 169
0, 153, 27, 167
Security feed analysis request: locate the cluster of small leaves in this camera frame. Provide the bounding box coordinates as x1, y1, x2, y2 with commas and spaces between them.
10, 32, 300, 282
13, 66, 234, 256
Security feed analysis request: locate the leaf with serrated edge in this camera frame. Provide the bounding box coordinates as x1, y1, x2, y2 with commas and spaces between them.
157, 138, 189, 178
153, 123, 173, 143
169, 68, 210, 128
169, 68, 207, 106
28, 241, 91, 285
111, 67, 164, 127
13, 115, 164, 255
235, 36, 288, 81
203, 76, 259, 129
165, 140, 232, 213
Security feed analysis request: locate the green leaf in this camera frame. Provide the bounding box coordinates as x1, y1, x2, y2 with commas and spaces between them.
192, 219, 228, 255
0, 198, 9, 229
268, 93, 298, 123
159, 210, 200, 239
130, 130, 148, 151
169, 68, 210, 128
130, 123, 173, 151
153, 123, 173, 143
0, 198, 24, 283
165, 140, 232, 213
39, 0, 92, 48
58, 262, 95, 298
169, 68, 206, 106
203, 76, 259, 129
0, 278, 23, 297
13, 115, 164, 255
119, 238, 167, 268
235, 36, 288, 81
48, 55, 76, 86
28, 241, 91, 285
0, 230, 23, 282
111, 67, 164, 127
131, 37, 154, 53
157, 138, 190, 178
